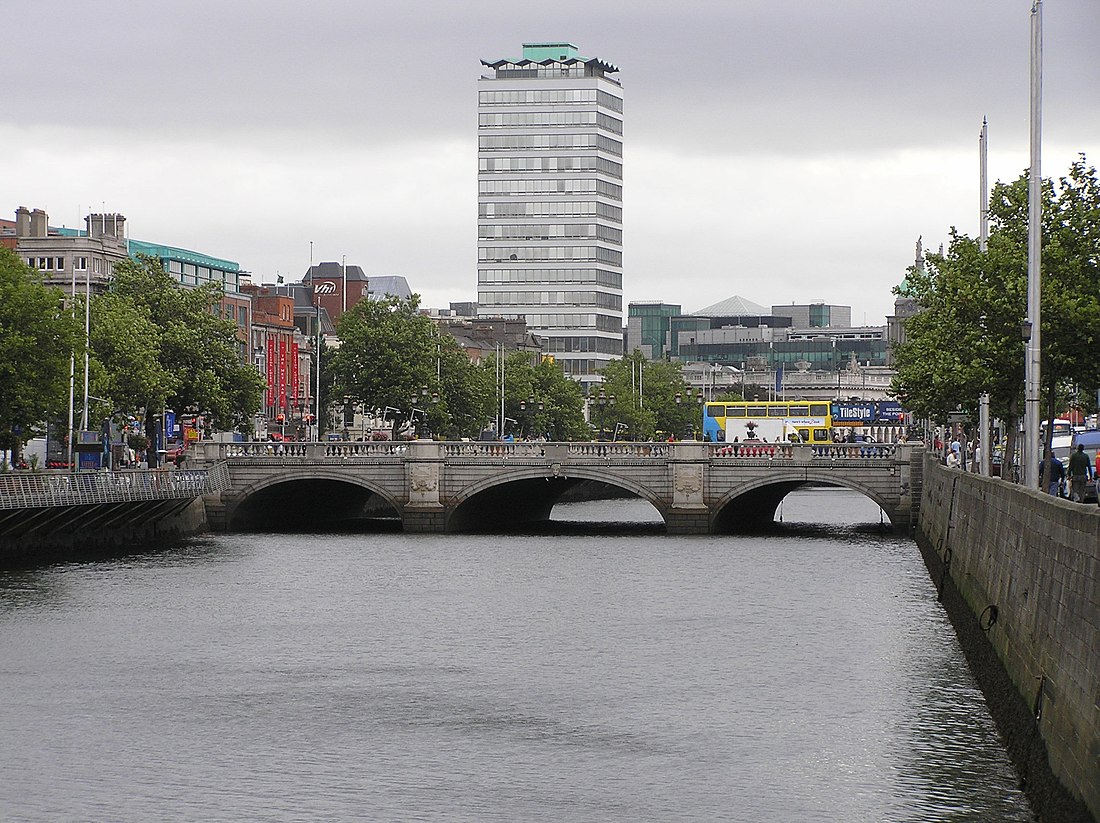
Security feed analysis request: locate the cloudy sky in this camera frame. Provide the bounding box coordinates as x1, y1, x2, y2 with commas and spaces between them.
4, 1, 1098, 325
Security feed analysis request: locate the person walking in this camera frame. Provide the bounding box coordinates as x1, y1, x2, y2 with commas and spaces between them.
946, 443, 961, 469
1040, 450, 1065, 496
1068, 444, 1092, 502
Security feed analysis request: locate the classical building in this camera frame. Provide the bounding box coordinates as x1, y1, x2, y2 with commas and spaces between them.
5, 207, 129, 296
476, 42, 624, 388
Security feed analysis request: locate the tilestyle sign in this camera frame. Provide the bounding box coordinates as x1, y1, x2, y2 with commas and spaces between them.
831, 401, 906, 425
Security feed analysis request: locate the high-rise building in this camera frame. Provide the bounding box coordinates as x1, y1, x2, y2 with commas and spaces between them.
477, 42, 624, 389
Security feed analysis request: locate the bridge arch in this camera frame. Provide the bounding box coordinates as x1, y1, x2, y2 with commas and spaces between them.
711, 470, 902, 532
226, 470, 404, 531
446, 466, 668, 532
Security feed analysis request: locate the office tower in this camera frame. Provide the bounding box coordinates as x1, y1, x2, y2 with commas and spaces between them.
477, 42, 623, 387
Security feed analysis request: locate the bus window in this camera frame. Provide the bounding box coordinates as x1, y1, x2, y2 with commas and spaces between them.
706, 405, 723, 417
813, 429, 829, 442
727, 406, 746, 418
789, 404, 810, 416
747, 405, 767, 417
796, 428, 810, 442
768, 405, 787, 417
810, 403, 829, 416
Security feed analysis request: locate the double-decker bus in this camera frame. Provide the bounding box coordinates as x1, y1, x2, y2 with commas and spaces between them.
702, 400, 833, 444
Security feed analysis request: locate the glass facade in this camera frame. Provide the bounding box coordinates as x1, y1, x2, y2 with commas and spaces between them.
477, 43, 624, 387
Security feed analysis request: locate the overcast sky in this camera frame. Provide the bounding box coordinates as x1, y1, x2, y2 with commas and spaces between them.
4, 1, 1098, 325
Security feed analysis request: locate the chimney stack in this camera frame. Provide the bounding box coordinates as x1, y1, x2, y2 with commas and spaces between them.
29, 209, 48, 238
86, 212, 127, 240
14, 206, 31, 237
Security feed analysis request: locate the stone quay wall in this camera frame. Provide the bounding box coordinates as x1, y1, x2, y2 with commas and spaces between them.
918, 458, 1098, 821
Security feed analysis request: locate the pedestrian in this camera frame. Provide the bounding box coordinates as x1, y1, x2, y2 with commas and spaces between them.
970, 439, 982, 473
1040, 450, 1065, 496
946, 443, 961, 469
1067, 444, 1091, 502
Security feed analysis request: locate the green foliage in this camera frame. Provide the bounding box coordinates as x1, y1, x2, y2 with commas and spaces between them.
597, 353, 696, 440
891, 156, 1100, 426
489, 351, 588, 440
97, 255, 263, 434
0, 247, 81, 453
331, 295, 496, 439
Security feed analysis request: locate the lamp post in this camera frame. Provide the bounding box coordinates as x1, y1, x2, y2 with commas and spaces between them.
593, 389, 614, 440
519, 395, 544, 439
1022, 0, 1043, 489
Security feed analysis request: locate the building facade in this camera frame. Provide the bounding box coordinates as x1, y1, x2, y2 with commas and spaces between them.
626, 301, 681, 360
6, 207, 130, 297
476, 42, 624, 389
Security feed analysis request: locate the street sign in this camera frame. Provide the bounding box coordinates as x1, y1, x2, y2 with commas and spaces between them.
947, 412, 970, 423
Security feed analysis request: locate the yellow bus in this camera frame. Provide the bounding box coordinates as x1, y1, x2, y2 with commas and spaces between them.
703, 400, 833, 445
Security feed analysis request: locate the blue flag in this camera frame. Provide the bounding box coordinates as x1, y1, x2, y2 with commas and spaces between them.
775, 365, 784, 395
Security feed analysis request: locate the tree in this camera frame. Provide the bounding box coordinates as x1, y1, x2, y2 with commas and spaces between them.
430, 338, 494, 439
0, 248, 81, 459
891, 156, 1100, 481
597, 352, 696, 440
331, 295, 495, 439
489, 352, 588, 440
95, 255, 263, 462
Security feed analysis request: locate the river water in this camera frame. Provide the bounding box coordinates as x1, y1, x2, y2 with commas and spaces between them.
0, 488, 1032, 822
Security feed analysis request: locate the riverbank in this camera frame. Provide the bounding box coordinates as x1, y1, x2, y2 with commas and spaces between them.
917, 458, 1098, 822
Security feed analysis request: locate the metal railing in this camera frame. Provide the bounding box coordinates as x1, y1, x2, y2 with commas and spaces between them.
0, 468, 222, 510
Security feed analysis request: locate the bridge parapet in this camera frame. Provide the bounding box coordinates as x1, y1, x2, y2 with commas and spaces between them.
192, 441, 407, 461
709, 442, 902, 462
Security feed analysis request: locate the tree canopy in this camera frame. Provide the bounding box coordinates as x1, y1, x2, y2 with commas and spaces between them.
91, 255, 263, 452
330, 295, 498, 439
491, 351, 588, 441
0, 248, 81, 455
891, 155, 1100, 475
597, 352, 698, 439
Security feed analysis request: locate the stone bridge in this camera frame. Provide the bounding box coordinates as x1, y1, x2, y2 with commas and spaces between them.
190, 440, 923, 535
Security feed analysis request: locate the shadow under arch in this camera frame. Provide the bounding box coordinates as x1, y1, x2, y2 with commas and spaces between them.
447, 467, 668, 533
228, 475, 402, 531
712, 474, 900, 533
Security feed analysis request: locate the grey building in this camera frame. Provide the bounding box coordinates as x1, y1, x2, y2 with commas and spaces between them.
476, 42, 624, 389
5, 207, 129, 297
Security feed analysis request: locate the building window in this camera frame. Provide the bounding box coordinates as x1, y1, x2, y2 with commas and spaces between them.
74, 257, 88, 271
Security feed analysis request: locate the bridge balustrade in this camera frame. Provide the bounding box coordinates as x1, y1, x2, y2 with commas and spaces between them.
195, 440, 902, 464
708, 443, 897, 461
209, 442, 407, 460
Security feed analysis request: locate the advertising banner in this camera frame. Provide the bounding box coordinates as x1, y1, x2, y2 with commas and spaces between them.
875, 401, 906, 422
291, 342, 299, 405
831, 401, 876, 424
278, 337, 288, 413
266, 336, 276, 409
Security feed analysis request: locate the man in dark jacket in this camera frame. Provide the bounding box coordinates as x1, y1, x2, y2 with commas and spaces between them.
1040, 450, 1065, 496
1067, 444, 1092, 502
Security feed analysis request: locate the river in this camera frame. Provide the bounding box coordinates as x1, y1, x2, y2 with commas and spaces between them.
0, 488, 1032, 821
